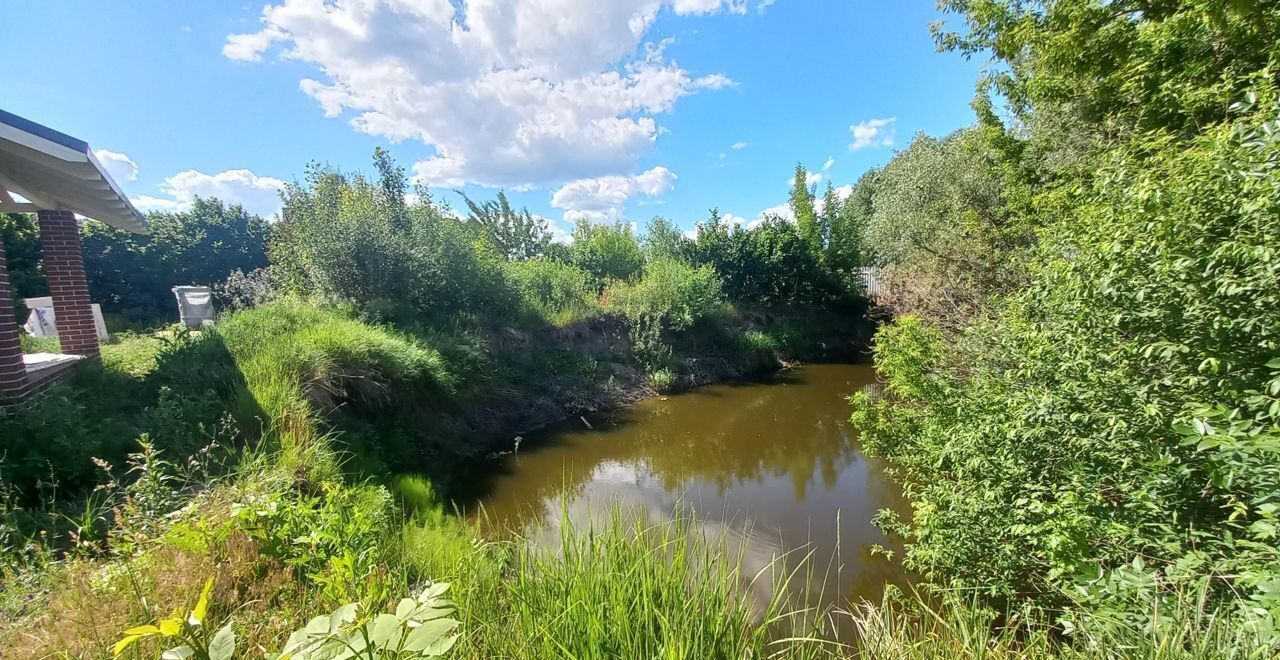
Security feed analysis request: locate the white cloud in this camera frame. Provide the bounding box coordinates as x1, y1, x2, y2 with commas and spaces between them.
226, 0, 743, 188
730, 141, 748, 150
822, 155, 835, 171
131, 195, 184, 212
134, 169, 286, 218
94, 149, 138, 183
551, 166, 676, 222
850, 117, 896, 151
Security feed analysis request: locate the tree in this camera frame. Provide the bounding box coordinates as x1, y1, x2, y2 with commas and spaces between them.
936, 0, 1280, 137
640, 217, 692, 262
271, 154, 515, 318
819, 181, 838, 253
569, 220, 644, 288
373, 147, 410, 233
789, 163, 821, 260
863, 129, 1013, 322
1, 213, 48, 311
77, 198, 271, 318
826, 169, 876, 272
460, 191, 551, 260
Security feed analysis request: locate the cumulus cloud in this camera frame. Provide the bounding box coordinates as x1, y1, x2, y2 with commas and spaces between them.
551, 166, 676, 222
822, 155, 835, 171
850, 117, 896, 150
730, 141, 748, 150
134, 169, 286, 218
94, 149, 138, 184
226, 0, 743, 188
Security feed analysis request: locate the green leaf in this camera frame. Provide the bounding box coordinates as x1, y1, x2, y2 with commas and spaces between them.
161, 645, 195, 660
366, 613, 401, 650
402, 618, 459, 653
190, 577, 215, 626
159, 617, 183, 637
209, 624, 236, 660
113, 634, 145, 657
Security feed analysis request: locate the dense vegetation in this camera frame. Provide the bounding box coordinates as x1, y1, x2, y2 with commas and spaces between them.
848, 0, 1280, 654
0, 112, 870, 655
4, 0, 1278, 656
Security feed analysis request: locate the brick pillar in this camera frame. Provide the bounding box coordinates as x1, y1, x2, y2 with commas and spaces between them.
0, 235, 29, 399
38, 210, 99, 359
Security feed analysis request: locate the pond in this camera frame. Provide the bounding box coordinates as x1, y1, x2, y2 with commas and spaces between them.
466, 363, 910, 627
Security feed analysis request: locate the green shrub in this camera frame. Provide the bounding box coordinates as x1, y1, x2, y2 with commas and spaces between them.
18, 334, 59, 354
691, 214, 845, 306
504, 257, 599, 325
568, 221, 644, 287
648, 368, 678, 393
607, 257, 727, 331
270, 156, 516, 320
81, 198, 271, 318
392, 474, 444, 521
854, 102, 1280, 623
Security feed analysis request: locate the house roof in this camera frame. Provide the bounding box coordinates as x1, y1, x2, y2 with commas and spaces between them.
0, 108, 147, 234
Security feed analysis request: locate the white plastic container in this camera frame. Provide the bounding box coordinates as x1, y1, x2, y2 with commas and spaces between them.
172, 286, 215, 328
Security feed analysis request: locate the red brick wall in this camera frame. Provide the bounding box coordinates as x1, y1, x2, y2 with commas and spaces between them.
38, 210, 100, 359
0, 234, 29, 399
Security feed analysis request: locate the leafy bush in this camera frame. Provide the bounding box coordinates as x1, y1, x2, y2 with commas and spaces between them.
607, 257, 727, 331
568, 221, 644, 287
692, 214, 844, 306
863, 129, 1020, 322
460, 190, 551, 260
277, 581, 460, 659
269, 157, 515, 320
213, 267, 276, 311
647, 368, 678, 393
81, 198, 272, 319
854, 103, 1280, 628
504, 257, 599, 325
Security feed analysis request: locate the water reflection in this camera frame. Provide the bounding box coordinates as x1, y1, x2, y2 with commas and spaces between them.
466, 364, 910, 625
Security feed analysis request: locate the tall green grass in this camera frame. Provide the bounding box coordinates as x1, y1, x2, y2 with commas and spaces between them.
847, 586, 1276, 660
399, 505, 835, 659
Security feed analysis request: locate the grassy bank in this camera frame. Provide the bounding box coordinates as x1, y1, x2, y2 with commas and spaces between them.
0, 297, 869, 656
4, 299, 1259, 658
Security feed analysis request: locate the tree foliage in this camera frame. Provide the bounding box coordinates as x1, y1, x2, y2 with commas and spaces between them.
853, 0, 1280, 642
936, 0, 1280, 136
461, 190, 551, 261
825, 170, 876, 275
568, 220, 645, 287
75, 198, 270, 319
789, 163, 822, 260
608, 257, 727, 332
270, 157, 513, 320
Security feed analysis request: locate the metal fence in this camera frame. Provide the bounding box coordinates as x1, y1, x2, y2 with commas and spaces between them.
856, 266, 885, 300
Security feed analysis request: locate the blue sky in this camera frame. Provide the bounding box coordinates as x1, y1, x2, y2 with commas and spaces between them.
2, 1, 983, 238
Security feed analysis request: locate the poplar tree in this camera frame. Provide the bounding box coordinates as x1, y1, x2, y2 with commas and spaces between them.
789, 163, 821, 260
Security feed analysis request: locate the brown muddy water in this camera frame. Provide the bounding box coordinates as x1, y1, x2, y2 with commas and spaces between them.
465, 363, 910, 627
